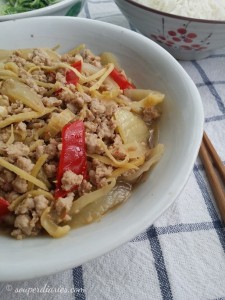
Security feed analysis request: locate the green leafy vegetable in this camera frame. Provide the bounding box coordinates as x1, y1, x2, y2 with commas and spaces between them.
0, 0, 58, 15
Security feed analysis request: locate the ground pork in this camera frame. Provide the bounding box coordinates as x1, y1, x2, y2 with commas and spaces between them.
14, 215, 32, 235
55, 71, 67, 85
7, 101, 24, 114
18, 69, 46, 95
5, 142, 30, 157
81, 49, 102, 68
27, 120, 46, 130
14, 194, 48, 217
11, 194, 49, 239
109, 134, 127, 160
11, 229, 24, 240
35, 144, 45, 159
44, 139, 58, 160
61, 53, 77, 64
15, 157, 34, 173
85, 133, 103, 154
78, 179, 93, 196
84, 121, 98, 133
61, 170, 83, 191
0, 130, 11, 143
12, 212, 40, 239
89, 159, 113, 187
55, 192, 74, 221
90, 98, 106, 115
15, 197, 35, 215
31, 70, 47, 82
43, 163, 57, 179
33, 195, 49, 216
8, 53, 27, 68
98, 118, 116, 140
85, 108, 95, 122
111, 147, 127, 161
0, 169, 16, 192
5, 191, 20, 202
16, 121, 27, 132
143, 106, 161, 123
104, 102, 118, 116
12, 177, 28, 194
60, 91, 92, 109
29, 49, 52, 66
42, 96, 62, 107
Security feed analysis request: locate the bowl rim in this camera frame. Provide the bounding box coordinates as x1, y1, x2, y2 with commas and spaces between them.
0, 16, 204, 282
0, 0, 81, 20
118, 0, 225, 24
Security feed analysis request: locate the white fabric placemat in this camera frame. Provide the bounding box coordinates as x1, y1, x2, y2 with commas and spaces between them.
1, 1, 225, 299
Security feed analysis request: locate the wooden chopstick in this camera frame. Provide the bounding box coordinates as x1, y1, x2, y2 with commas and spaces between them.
199, 131, 225, 223
203, 132, 225, 183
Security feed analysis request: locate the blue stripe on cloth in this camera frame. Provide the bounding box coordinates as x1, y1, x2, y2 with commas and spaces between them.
89, 0, 114, 3
206, 54, 225, 59
196, 81, 225, 87
83, 1, 91, 19
95, 13, 123, 21
73, 266, 86, 300
147, 226, 173, 300
129, 22, 137, 31
156, 221, 223, 236
192, 61, 225, 114
205, 115, 225, 123
193, 165, 225, 252
131, 220, 224, 242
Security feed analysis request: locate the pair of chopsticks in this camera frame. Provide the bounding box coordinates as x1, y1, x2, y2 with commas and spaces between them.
199, 131, 225, 223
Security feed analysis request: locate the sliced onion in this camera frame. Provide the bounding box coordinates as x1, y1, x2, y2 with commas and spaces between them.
124, 144, 164, 183
70, 178, 116, 214
41, 207, 70, 238
100, 52, 120, 68
69, 181, 131, 229
45, 108, 75, 138
1, 79, 45, 112
124, 88, 164, 101
115, 108, 149, 144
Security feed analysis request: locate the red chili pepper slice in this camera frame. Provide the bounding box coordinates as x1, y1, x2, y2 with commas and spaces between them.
0, 197, 9, 217
54, 61, 82, 96
110, 68, 135, 90
65, 60, 82, 86
55, 120, 87, 199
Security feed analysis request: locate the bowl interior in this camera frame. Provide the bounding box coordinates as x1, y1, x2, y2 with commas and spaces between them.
0, 17, 204, 281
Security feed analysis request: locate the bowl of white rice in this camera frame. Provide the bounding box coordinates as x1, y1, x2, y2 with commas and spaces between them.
114, 0, 225, 60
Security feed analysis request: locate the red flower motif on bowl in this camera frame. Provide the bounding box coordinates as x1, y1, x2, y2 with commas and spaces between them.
151, 20, 211, 51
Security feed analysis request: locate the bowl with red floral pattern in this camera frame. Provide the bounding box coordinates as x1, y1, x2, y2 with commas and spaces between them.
115, 0, 225, 60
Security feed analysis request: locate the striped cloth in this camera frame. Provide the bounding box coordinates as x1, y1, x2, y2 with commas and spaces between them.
1, 0, 225, 299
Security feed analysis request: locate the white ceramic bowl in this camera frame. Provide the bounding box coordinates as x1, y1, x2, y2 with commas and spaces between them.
0, 16, 204, 281
115, 0, 225, 60
0, 0, 85, 21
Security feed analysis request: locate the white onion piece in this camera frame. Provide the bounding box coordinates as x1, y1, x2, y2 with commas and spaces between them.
69, 181, 132, 228
104, 181, 132, 210
124, 144, 164, 183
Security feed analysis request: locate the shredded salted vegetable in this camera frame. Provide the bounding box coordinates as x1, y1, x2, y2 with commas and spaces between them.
0, 44, 165, 239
